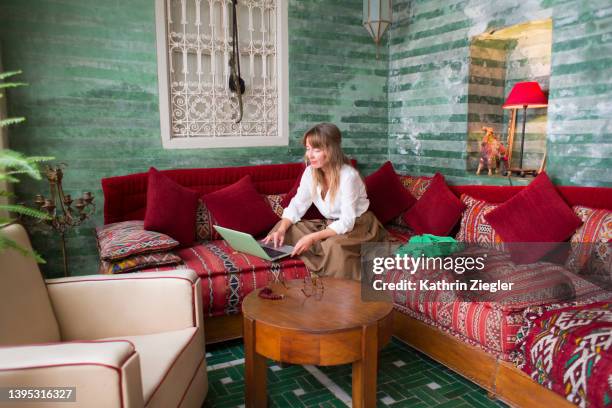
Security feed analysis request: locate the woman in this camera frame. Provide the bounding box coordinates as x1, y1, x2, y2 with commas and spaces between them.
263, 123, 386, 280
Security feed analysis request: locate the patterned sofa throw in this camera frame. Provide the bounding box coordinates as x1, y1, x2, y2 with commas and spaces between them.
516, 302, 612, 408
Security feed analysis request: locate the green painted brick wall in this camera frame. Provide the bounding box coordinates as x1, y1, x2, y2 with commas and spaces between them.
388, 0, 612, 187
1, 0, 611, 277
0, 0, 388, 277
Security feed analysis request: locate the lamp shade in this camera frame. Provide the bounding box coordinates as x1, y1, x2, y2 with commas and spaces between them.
363, 0, 392, 45
503, 81, 548, 109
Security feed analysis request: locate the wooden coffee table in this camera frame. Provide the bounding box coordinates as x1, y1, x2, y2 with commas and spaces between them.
242, 278, 393, 407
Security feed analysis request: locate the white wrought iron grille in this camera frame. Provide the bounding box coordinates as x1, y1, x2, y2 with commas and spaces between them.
159, 0, 283, 145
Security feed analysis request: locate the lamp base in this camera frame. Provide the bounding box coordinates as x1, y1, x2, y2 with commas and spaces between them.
506, 168, 538, 178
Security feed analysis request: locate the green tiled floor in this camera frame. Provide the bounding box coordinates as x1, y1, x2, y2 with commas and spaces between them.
203, 338, 508, 407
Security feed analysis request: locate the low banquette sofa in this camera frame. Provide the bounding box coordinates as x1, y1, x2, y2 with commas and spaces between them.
101, 161, 612, 408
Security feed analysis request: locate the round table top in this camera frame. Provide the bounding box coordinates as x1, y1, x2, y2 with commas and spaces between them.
242, 278, 393, 334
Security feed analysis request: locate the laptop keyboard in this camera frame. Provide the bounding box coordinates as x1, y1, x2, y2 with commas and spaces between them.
262, 246, 288, 258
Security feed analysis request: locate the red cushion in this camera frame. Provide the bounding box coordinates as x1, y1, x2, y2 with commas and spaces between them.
365, 161, 416, 224
144, 168, 200, 246
280, 164, 324, 220
403, 173, 465, 236
202, 175, 279, 236
484, 172, 583, 263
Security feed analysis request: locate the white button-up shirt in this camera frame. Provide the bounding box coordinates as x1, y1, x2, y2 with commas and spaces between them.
281, 164, 370, 235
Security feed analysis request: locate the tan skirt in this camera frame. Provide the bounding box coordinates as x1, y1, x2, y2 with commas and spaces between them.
279, 211, 386, 280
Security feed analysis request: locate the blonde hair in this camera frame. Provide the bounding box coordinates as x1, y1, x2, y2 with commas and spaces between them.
302, 123, 350, 204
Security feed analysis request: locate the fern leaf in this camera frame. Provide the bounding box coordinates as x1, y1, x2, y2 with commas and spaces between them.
1, 204, 50, 220
0, 82, 27, 90
0, 174, 19, 183
0, 70, 22, 80
0, 233, 46, 263
0, 117, 25, 128
0, 190, 14, 198
0, 150, 41, 179
25, 156, 54, 163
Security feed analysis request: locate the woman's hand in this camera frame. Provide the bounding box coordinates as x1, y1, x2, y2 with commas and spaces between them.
263, 229, 286, 248
292, 234, 316, 256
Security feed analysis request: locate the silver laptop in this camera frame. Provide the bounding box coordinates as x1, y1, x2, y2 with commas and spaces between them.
213, 225, 294, 261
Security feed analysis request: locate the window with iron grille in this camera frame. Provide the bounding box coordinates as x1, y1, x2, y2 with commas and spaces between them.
155, 0, 288, 149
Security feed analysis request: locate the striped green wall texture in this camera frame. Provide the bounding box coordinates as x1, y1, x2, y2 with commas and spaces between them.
0, 0, 388, 277
1, 0, 611, 277
388, 0, 612, 187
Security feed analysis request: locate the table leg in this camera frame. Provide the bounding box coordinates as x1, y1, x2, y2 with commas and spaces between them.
244, 316, 267, 407
352, 323, 378, 408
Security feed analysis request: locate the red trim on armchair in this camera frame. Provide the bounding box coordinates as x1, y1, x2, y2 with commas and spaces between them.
144, 328, 199, 406
45, 276, 196, 286
0, 339, 136, 350
192, 283, 197, 327
177, 355, 206, 408
0, 349, 136, 408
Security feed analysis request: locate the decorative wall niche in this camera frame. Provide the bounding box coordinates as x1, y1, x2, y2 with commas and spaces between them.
466, 19, 552, 173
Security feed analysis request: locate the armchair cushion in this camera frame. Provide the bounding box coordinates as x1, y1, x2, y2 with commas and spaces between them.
46, 270, 199, 340
0, 340, 135, 370
103, 327, 205, 406
0, 341, 144, 408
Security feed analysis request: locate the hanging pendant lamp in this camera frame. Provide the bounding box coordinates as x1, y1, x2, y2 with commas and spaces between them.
363, 0, 392, 59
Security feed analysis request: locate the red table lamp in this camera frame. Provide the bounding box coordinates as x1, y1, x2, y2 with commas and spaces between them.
503, 81, 548, 176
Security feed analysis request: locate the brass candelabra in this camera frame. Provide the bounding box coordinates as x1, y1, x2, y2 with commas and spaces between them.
30, 164, 95, 277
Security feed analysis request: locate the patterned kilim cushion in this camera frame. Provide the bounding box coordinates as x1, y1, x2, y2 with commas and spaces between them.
196, 194, 285, 241
566, 206, 612, 278
196, 199, 221, 241
96, 220, 179, 261
392, 174, 433, 226
265, 194, 285, 218
99, 251, 182, 274
399, 174, 432, 199
456, 194, 504, 250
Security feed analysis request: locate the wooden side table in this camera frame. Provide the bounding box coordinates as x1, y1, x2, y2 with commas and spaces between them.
242, 278, 393, 407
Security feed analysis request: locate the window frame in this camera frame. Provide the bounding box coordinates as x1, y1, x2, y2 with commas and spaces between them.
154, 0, 289, 149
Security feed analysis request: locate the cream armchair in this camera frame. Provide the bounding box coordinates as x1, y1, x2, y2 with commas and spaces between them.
0, 223, 208, 407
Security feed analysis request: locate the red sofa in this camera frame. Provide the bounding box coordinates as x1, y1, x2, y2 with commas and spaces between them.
101, 162, 612, 407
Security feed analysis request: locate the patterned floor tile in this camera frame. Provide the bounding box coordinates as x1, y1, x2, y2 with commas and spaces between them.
203, 338, 509, 407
